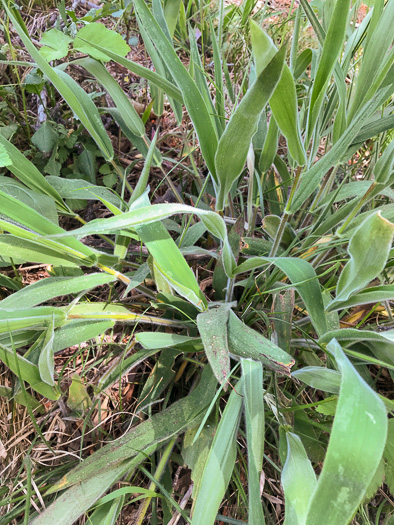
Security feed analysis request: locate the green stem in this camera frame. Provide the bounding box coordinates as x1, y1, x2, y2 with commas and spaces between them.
136, 437, 177, 525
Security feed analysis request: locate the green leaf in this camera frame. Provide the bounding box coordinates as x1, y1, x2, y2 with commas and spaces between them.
281, 431, 317, 525
289, 86, 392, 212
73, 23, 131, 62
133, 0, 218, 179
2, 3, 113, 160
76, 43, 182, 104
0, 273, 115, 310
45, 176, 124, 208
39, 29, 72, 61
241, 359, 265, 524
45, 366, 217, 495
374, 140, 394, 185
332, 211, 394, 305
191, 380, 243, 525
183, 421, 216, 503
52, 319, 115, 354
0, 176, 58, 224
0, 342, 60, 400
38, 315, 55, 386
306, 0, 351, 140
234, 256, 327, 337
197, 305, 231, 386
327, 283, 394, 311
0, 134, 66, 210
73, 57, 145, 137
292, 366, 341, 394
250, 21, 306, 166
214, 45, 286, 210
0, 142, 12, 167
305, 339, 388, 524
0, 307, 66, 334
227, 310, 295, 374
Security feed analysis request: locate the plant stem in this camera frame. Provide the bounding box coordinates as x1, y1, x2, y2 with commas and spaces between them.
136, 437, 177, 525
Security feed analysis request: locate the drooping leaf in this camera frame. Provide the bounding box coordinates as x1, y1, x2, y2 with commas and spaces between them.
227, 310, 295, 374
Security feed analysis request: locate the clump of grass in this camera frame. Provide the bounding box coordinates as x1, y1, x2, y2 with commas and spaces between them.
0, 0, 393, 523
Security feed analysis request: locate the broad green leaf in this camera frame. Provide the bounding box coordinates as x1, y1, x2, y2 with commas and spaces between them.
133, 195, 207, 310
0, 191, 97, 266
0, 142, 12, 166
319, 328, 394, 347
325, 284, 394, 312
191, 380, 243, 525
52, 319, 115, 354
31, 121, 59, 153
0, 343, 60, 400
133, 0, 218, 179
183, 421, 216, 503
250, 21, 306, 166
73, 23, 131, 62
197, 305, 231, 386
0, 307, 66, 334
305, 339, 388, 524
39, 29, 72, 61
32, 453, 139, 525
214, 45, 286, 210
306, 0, 351, 141
38, 315, 55, 386
46, 202, 236, 278
0, 176, 58, 223
136, 332, 201, 350
227, 310, 295, 374
73, 57, 145, 137
332, 212, 394, 305
292, 367, 341, 394
0, 235, 90, 267
45, 176, 124, 208
2, 3, 113, 160
0, 134, 66, 210
64, 302, 183, 328
163, 0, 181, 37
234, 257, 327, 337
281, 431, 317, 525
241, 359, 265, 524
46, 366, 217, 493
